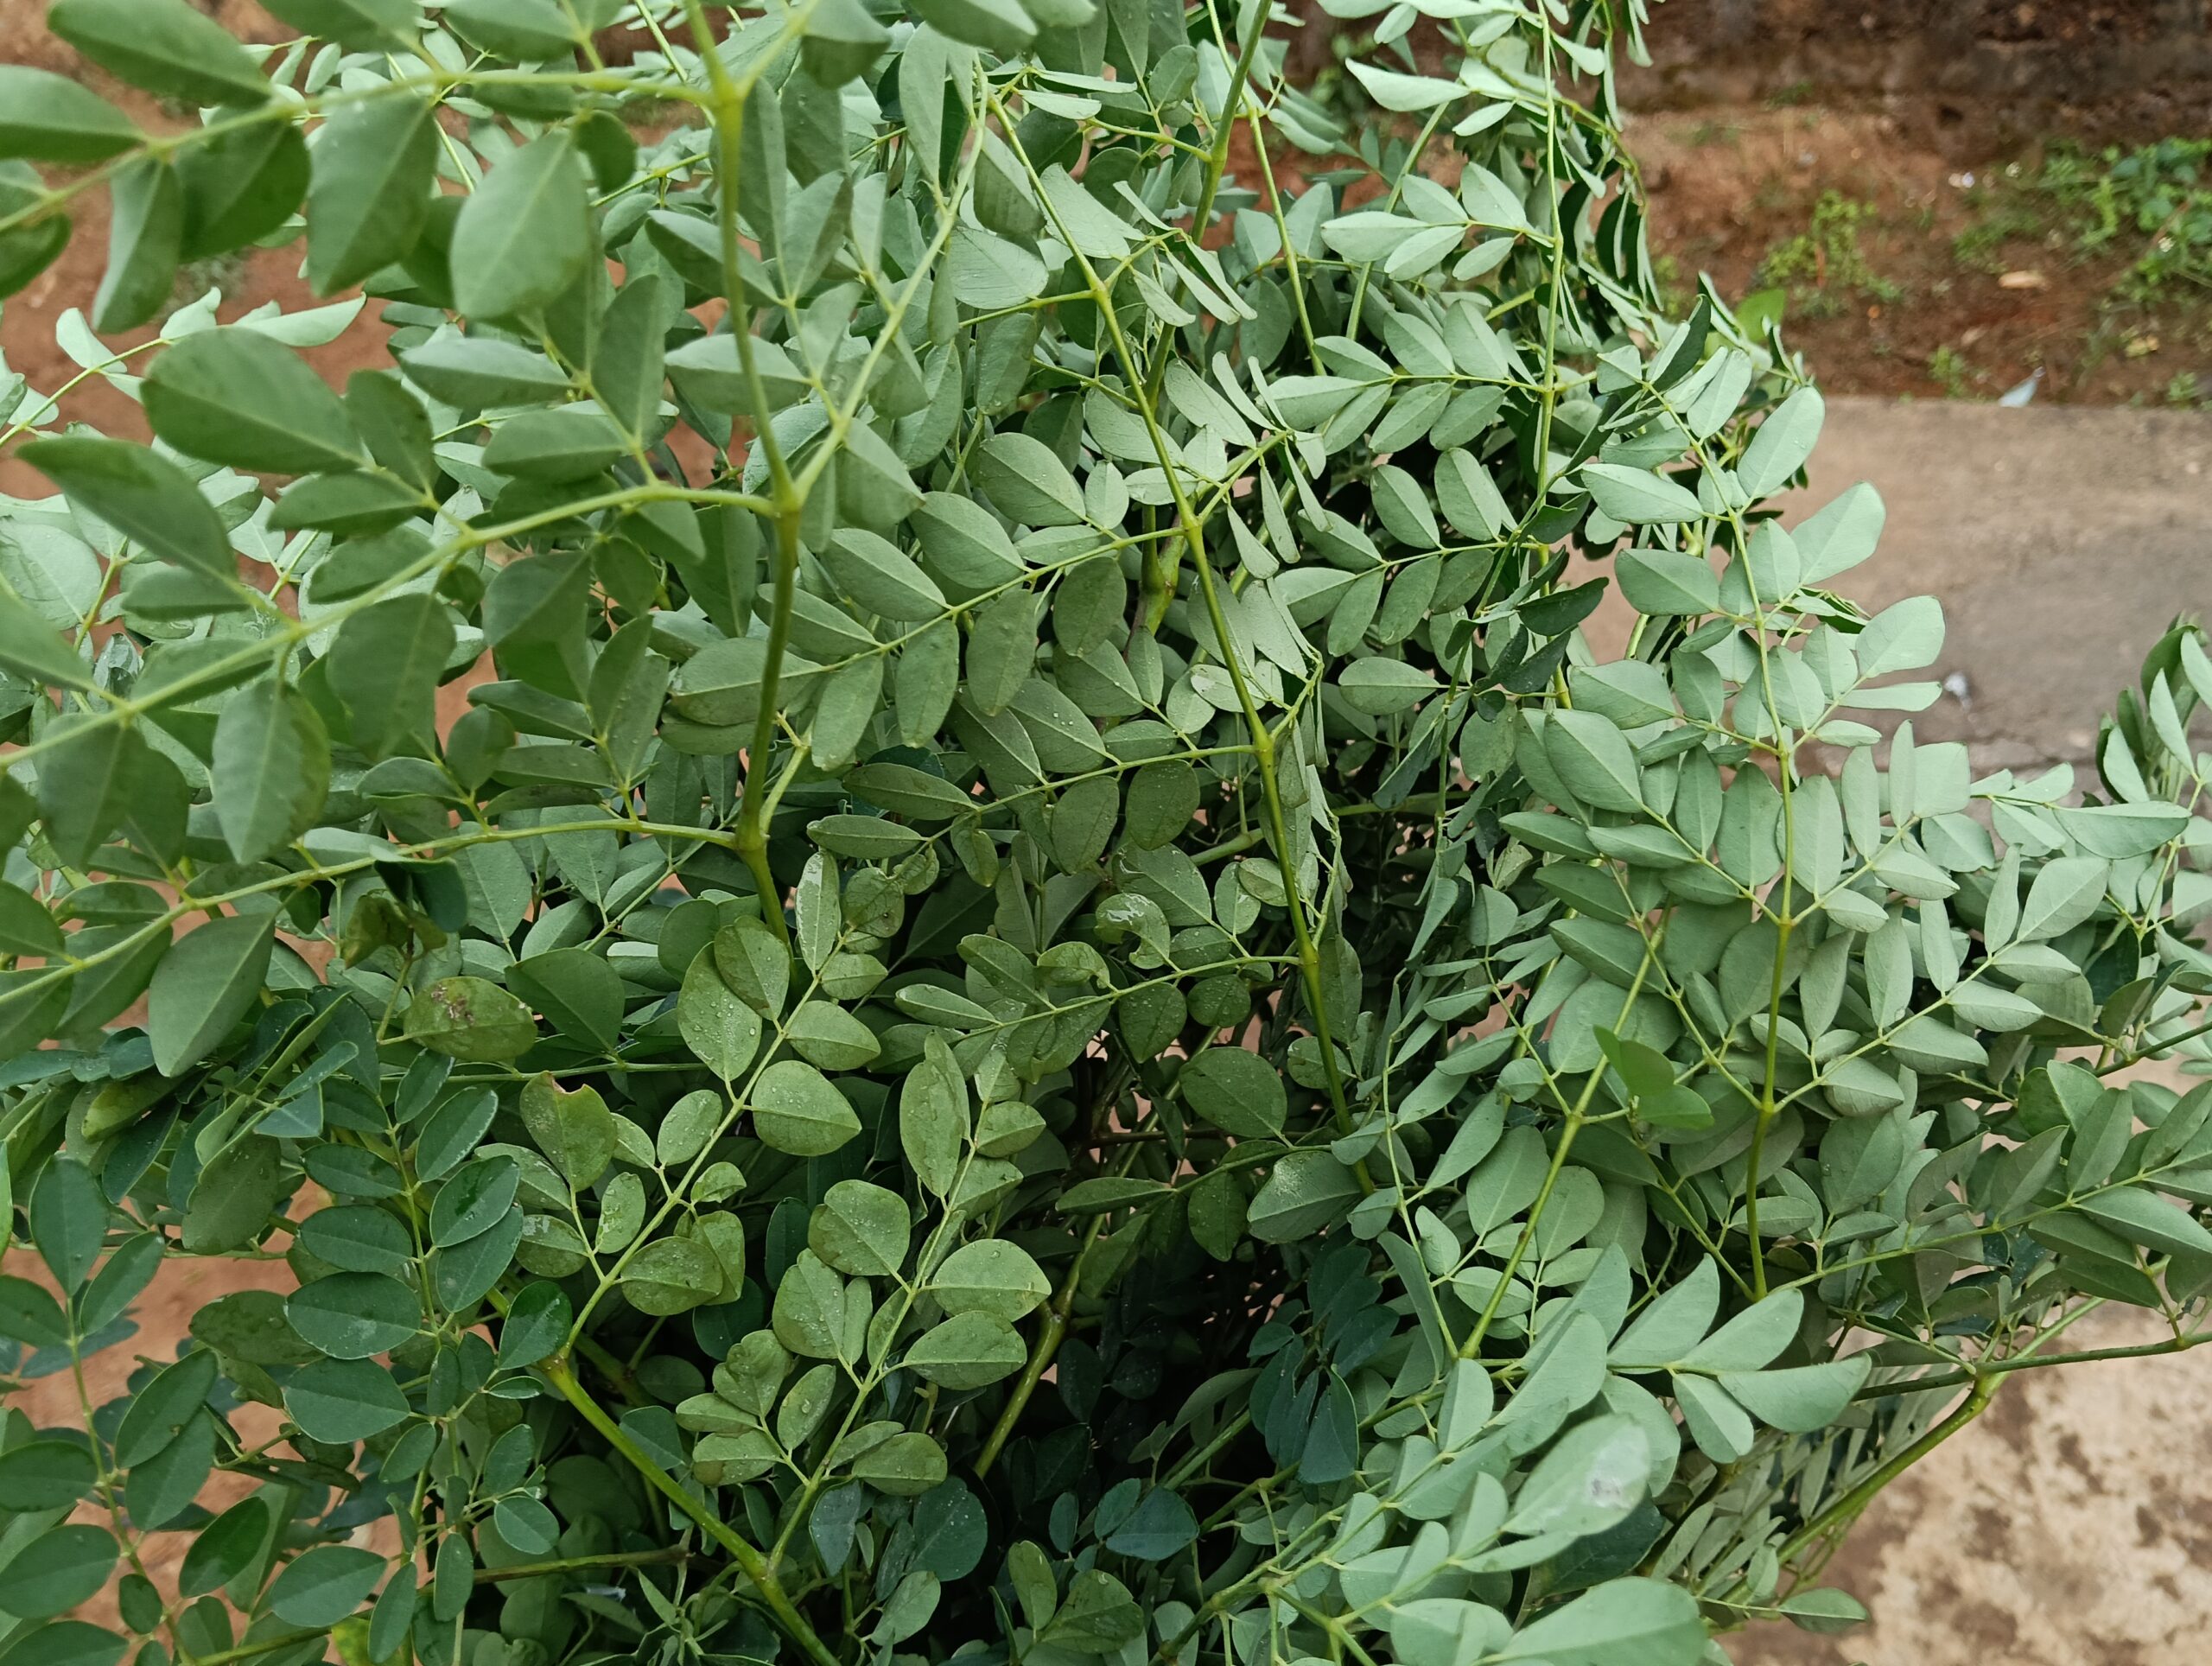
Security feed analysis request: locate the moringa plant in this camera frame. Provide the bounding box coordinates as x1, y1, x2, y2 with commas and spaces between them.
2, 3, 2211, 1666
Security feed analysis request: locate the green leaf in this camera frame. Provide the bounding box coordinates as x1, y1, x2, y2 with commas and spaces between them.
429, 1156, 518, 1245
145, 327, 361, 475
1678, 1288, 1801, 1372
592, 272, 668, 440
1177, 1048, 1286, 1139
2078, 1186, 2212, 1258
483, 408, 629, 481
442, 0, 582, 58
1248, 1150, 1362, 1243
267, 1545, 385, 1628
328, 593, 454, 757
498, 1280, 570, 1370
0, 1623, 124, 1666
287, 1272, 419, 1359
509, 947, 624, 1052
179, 122, 310, 261
901, 1311, 1027, 1389
181, 1138, 286, 1254
399, 334, 569, 407
975, 432, 1085, 526
451, 133, 592, 323
909, 0, 1034, 55
49, 0, 270, 106
285, 1358, 411, 1442
1854, 595, 1944, 677
1738, 386, 1825, 499
306, 94, 439, 295
30, 1157, 105, 1292
92, 156, 181, 333
149, 913, 274, 1077
622, 1237, 725, 1316
751, 1059, 862, 1157
965, 590, 1036, 714
213, 679, 330, 864
715, 914, 793, 1015
1581, 462, 1704, 525
2055, 802, 2190, 860
0, 584, 92, 690
113, 1350, 217, 1466
0, 1274, 69, 1351
672, 635, 824, 728
1719, 1356, 1872, 1432
1494, 1579, 1705, 1666
800, 0, 891, 84
299, 1205, 414, 1275
1103, 1488, 1198, 1561
17, 436, 230, 576
1544, 710, 1643, 813
1338, 658, 1438, 715
902, 1033, 967, 1199
786, 1000, 882, 1070
0, 1441, 98, 1510
263, 0, 422, 52
823, 529, 947, 621
655, 1090, 721, 1167
678, 954, 763, 1080
1348, 61, 1463, 111
0, 67, 137, 162
930, 1238, 1050, 1319
808, 1180, 911, 1277
850, 1432, 950, 1496
36, 716, 151, 869
0, 1525, 118, 1621
404, 976, 537, 1062
1616, 547, 1719, 616
180, 1497, 271, 1597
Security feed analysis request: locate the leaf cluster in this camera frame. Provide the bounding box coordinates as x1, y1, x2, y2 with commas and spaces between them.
3, 4, 2211, 1666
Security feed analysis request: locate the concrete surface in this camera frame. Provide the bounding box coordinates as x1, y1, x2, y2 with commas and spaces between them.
1797, 397, 2212, 773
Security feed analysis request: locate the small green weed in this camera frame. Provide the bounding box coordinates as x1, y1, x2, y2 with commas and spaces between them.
1927, 344, 1975, 397
1964, 139, 2212, 303
1758, 190, 1901, 316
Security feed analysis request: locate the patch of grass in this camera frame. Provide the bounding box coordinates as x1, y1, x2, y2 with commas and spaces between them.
1957, 140, 2212, 303
2050, 137, 2212, 302
1764, 79, 1813, 109
1951, 181, 2054, 273
1757, 190, 1902, 317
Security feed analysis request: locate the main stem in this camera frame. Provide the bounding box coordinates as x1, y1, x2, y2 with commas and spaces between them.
544, 1356, 840, 1666
681, 0, 802, 948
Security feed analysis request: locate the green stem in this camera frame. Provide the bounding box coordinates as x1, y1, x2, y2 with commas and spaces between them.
678, 0, 804, 947
1855, 1328, 2212, 1402
543, 1356, 840, 1666
474, 1546, 691, 1584
1751, 1372, 1998, 1593
976, 1215, 1106, 1477
180, 1631, 334, 1666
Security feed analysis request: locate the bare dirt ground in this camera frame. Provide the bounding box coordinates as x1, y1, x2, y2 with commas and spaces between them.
1621, 1, 2212, 406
